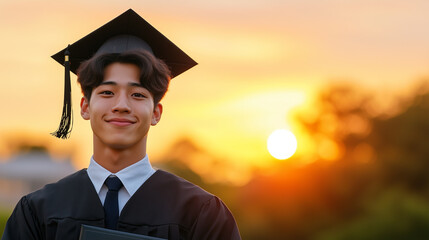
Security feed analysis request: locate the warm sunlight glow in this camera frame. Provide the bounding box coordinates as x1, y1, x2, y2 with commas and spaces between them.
267, 129, 298, 160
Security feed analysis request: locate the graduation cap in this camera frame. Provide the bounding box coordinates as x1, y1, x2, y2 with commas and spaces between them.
51, 9, 197, 139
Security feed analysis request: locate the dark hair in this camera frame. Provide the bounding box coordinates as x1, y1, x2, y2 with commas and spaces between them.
77, 50, 171, 105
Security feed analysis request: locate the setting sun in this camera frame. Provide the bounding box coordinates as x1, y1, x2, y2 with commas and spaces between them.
267, 129, 298, 160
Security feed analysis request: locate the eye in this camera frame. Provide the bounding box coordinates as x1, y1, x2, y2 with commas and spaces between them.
132, 92, 147, 98
99, 90, 114, 96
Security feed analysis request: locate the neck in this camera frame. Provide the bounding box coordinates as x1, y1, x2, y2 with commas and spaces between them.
92, 137, 147, 173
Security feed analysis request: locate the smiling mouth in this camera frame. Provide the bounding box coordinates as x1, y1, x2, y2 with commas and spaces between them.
106, 118, 135, 127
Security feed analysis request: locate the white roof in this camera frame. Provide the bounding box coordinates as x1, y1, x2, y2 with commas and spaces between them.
0, 151, 76, 182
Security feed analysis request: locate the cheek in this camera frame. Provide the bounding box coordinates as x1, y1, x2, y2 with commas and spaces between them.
90, 99, 111, 112
135, 107, 154, 122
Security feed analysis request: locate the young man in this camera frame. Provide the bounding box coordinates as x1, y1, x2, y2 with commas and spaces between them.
2, 9, 241, 240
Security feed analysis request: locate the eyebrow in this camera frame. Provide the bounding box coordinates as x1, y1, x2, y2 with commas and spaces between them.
100, 81, 144, 88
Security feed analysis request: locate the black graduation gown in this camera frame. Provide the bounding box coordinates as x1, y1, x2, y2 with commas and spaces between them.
2, 169, 241, 240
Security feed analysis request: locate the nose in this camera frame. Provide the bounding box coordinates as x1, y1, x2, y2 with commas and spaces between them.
112, 92, 131, 113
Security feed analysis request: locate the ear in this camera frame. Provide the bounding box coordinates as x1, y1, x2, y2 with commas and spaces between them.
151, 103, 163, 126
80, 97, 90, 120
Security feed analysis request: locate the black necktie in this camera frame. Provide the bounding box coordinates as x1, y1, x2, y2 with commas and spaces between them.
104, 176, 123, 229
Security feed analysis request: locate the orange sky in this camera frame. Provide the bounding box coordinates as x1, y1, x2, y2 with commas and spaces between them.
1, 0, 429, 184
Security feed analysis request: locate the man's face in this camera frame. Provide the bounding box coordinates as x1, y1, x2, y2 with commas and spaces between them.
80, 62, 162, 150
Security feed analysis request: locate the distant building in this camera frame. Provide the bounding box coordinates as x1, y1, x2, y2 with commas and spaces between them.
0, 150, 76, 208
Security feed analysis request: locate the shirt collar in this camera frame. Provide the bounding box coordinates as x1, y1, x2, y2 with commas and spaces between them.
87, 155, 155, 197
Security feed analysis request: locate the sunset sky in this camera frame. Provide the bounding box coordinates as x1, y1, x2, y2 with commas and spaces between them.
1, 0, 429, 184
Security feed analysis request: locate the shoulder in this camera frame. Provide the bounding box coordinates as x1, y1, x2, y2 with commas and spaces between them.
119, 170, 241, 239
152, 171, 241, 239
139, 169, 216, 212
26, 169, 88, 202
6, 170, 104, 239
151, 170, 213, 200
23, 169, 97, 219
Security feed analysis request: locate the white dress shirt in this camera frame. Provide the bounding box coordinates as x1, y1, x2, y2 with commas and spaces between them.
87, 155, 156, 214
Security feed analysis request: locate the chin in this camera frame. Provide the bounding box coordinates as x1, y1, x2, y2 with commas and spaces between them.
107, 135, 146, 149
106, 141, 130, 150
105, 139, 134, 149
93, 131, 147, 150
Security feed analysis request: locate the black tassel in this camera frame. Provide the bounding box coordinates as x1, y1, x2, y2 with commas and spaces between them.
51, 45, 73, 139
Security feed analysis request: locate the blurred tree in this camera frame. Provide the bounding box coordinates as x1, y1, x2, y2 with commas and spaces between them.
238, 158, 375, 240
237, 82, 429, 239
296, 82, 429, 193
316, 190, 429, 240
368, 89, 429, 192
295, 84, 375, 162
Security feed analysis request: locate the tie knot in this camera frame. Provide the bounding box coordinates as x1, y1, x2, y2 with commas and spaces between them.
105, 176, 123, 191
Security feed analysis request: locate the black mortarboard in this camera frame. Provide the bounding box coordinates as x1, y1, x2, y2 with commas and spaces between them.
51, 9, 197, 139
